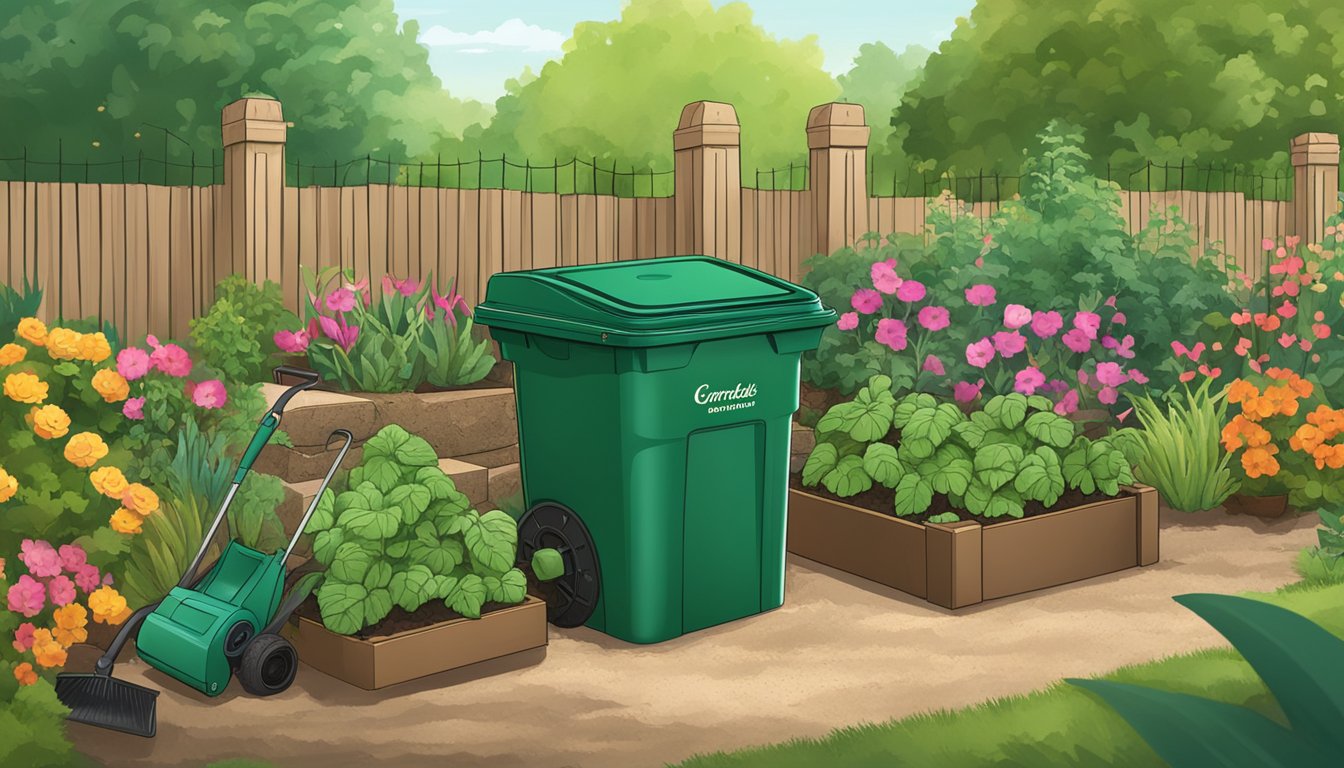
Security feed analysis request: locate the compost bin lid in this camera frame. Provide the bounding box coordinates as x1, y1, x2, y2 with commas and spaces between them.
474, 256, 836, 347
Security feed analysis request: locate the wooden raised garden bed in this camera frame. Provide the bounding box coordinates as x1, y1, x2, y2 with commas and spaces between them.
284, 596, 548, 690
787, 484, 1159, 609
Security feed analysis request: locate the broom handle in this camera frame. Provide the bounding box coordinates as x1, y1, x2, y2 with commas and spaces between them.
93, 602, 159, 675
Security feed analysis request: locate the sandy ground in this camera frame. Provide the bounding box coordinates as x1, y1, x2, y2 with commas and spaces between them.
72, 507, 1318, 768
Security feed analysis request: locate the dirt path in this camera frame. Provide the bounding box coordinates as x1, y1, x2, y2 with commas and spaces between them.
72, 508, 1318, 768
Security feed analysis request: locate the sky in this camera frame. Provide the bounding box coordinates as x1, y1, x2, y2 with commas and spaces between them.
393, 0, 975, 104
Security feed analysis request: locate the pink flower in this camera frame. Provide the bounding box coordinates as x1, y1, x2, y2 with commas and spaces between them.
6, 575, 45, 618
429, 285, 471, 326
74, 564, 102, 593
851, 288, 883, 315
917, 305, 950, 331
48, 575, 75, 607
965, 284, 997, 307
966, 338, 996, 368
1172, 341, 1206, 361
1111, 312, 1127, 325
1262, 238, 1275, 251
122, 396, 145, 421
19, 539, 61, 578
1094, 362, 1129, 388
1073, 311, 1101, 340
1117, 407, 1134, 422
1129, 368, 1150, 385
192, 379, 228, 410
895, 280, 926, 302
871, 261, 903, 295
150, 342, 193, 377
922, 355, 945, 376
274, 329, 311, 353
1231, 310, 1251, 326
12, 622, 35, 653
1278, 333, 1297, 349
1314, 323, 1332, 340
1015, 367, 1046, 395
1030, 311, 1064, 338
1098, 386, 1119, 405
836, 312, 859, 331
318, 314, 361, 353
1003, 304, 1032, 329
1045, 379, 1071, 394
382, 275, 419, 297
325, 288, 356, 313
1054, 389, 1080, 416
116, 347, 152, 381
1104, 295, 1118, 308
1062, 329, 1092, 354
58, 544, 86, 573
954, 379, 985, 403
1101, 334, 1136, 359
1276, 300, 1297, 319
992, 331, 1026, 358
875, 319, 909, 352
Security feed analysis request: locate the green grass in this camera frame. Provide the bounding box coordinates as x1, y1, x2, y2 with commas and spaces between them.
672, 583, 1344, 768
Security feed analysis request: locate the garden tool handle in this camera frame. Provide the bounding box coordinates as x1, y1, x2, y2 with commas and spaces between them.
233, 368, 322, 483
284, 429, 354, 559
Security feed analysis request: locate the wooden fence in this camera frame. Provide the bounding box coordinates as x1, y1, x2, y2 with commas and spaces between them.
0, 96, 1339, 341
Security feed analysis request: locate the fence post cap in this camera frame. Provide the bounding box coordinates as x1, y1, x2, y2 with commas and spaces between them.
222, 97, 286, 147
1291, 132, 1340, 166
807, 103, 869, 150
674, 101, 740, 150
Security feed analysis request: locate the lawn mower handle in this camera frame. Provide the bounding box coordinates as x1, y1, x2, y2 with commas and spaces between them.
232, 368, 322, 484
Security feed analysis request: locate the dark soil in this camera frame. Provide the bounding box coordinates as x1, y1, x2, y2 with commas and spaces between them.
789, 473, 1125, 527
293, 594, 517, 640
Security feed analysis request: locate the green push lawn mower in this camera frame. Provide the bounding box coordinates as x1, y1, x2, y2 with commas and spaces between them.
55, 367, 351, 738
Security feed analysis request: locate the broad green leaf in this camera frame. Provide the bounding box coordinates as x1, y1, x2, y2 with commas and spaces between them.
986, 393, 1029, 430
862, 443, 905, 488
316, 581, 368, 635
892, 474, 933, 517
446, 573, 487, 618
387, 483, 432, 525
953, 419, 988, 449
900, 436, 936, 460
802, 442, 840, 487
338, 501, 400, 540
927, 512, 960, 524
1026, 394, 1053, 412
485, 568, 528, 604
415, 466, 459, 500
385, 539, 410, 559
963, 480, 994, 516
409, 536, 464, 575
893, 392, 937, 428
1016, 450, 1065, 507
312, 528, 344, 566
531, 548, 565, 581
364, 424, 439, 467
825, 398, 895, 443
305, 489, 336, 533
363, 560, 393, 591
465, 510, 519, 574
822, 455, 873, 498
362, 587, 393, 628
1063, 446, 1096, 494
985, 487, 1025, 519
928, 446, 973, 497
432, 574, 459, 601
1068, 678, 1333, 768
389, 564, 436, 613
904, 406, 955, 447
865, 374, 894, 397
329, 542, 376, 584
350, 456, 402, 494
974, 443, 1023, 491
1025, 411, 1075, 448
437, 507, 478, 538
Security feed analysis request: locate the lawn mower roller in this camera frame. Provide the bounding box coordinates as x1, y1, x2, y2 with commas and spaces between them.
55, 367, 351, 738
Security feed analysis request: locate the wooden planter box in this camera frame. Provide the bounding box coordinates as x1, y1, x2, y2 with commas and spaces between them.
284, 596, 548, 689
788, 485, 1159, 609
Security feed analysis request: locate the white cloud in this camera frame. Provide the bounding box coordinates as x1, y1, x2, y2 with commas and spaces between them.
420, 18, 565, 53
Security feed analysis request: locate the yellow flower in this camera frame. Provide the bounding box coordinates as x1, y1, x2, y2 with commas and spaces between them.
90, 368, 129, 403
88, 586, 130, 625
12, 662, 37, 686
109, 507, 142, 534
78, 332, 112, 363
64, 432, 109, 468
52, 604, 89, 647
0, 467, 16, 503
30, 629, 67, 668
121, 483, 160, 516
44, 327, 84, 361
16, 317, 46, 346
4, 372, 47, 404
89, 466, 129, 499
0, 343, 25, 366
29, 404, 71, 439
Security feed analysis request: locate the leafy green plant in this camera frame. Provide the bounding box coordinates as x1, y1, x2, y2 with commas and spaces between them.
801, 375, 1138, 520
1130, 379, 1240, 512
304, 424, 528, 634
1295, 505, 1344, 586
120, 490, 218, 608
0, 666, 78, 768
419, 304, 496, 389
0, 278, 42, 344
190, 275, 296, 384
1069, 593, 1343, 768
228, 472, 288, 555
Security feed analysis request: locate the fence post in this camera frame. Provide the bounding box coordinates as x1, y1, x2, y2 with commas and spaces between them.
220, 97, 286, 290
1291, 132, 1341, 245
807, 103, 870, 268
673, 101, 741, 261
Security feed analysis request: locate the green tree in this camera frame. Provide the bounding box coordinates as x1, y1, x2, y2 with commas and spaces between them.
890, 0, 1344, 179
477, 0, 840, 173
838, 41, 931, 194
0, 1, 490, 174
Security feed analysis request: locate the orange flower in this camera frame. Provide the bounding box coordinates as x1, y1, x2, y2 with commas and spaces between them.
89, 466, 129, 499
1227, 379, 1259, 404
52, 603, 89, 647
1265, 367, 1293, 381
12, 662, 37, 686
30, 629, 68, 668
44, 327, 84, 361
1312, 444, 1344, 470
90, 369, 129, 403
16, 317, 47, 347
78, 332, 112, 363
108, 507, 142, 534
121, 483, 159, 516
1291, 423, 1326, 453
0, 343, 25, 366
29, 404, 71, 440
1241, 444, 1280, 479
88, 586, 130, 625
1264, 385, 1299, 417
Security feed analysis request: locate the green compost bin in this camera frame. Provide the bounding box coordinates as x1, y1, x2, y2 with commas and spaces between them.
475, 255, 835, 644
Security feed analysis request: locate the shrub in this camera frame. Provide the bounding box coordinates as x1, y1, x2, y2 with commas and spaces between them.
189, 276, 296, 384
801, 375, 1141, 521
1130, 379, 1240, 512
1295, 505, 1344, 586
304, 425, 528, 634
0, 278, 41, 345
275, 267, 495, 393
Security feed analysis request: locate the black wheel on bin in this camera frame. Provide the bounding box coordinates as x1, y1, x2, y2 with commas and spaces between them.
518, 502, 601, 628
